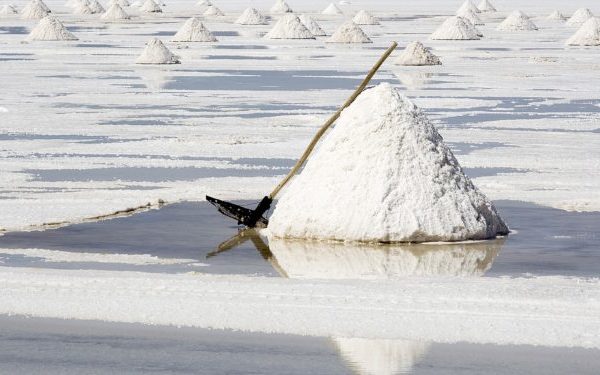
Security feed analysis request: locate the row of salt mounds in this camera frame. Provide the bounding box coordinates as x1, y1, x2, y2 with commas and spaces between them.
566, 8, 593, 27
101, 3, 130, 20
548, 10, 567, 21
203, 5, 223, 16
457, 6, 484, 25
270, 0, 292, 14
395, 41, 441, 66
457, 0, 480, 15
299, 14, 326, 36
430, 16, 480, 40
497, 10, 537, 31
268, 83, 508, 242
353, 10, 379, 25
566, 17, 600, 46
322, 2, 342, 15
0, 4, 18, 15
265, 14, 314, 39
21, 0, 49, 20
26, 15, 77, 41
327, 21, 371, 43
235, 7, 268, 25
172, 17, 216, 42
477, 0, 496, 13
136, 38, 179, 64
140, 0, 161, 13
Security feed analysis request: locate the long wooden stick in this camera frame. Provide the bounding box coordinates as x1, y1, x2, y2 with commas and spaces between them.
268, 41, 398, 200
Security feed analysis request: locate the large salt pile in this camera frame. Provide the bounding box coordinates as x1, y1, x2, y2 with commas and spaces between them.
477, 0, 496, 12
547, 10, 567, 21
235, 8, 268, 25
352, 10, 379, 25
430, 16, 480, 40
395, 41, 441, 66
140, 0, 161, 13
101, 3, 130, 20
21, 0, 49, 20
298, 14, 326, 36
327, 21, 371, 43
172, 17, 217, 42
203, 5, 223, 16
497, 10, 538, 31
270, 0, 292, 14
264, 14, 314, 39
136, 38, 180, 64
268, 83, 508, 242
88, 0, 105, 14
457, 0, 480, 15
0, 4, 18, 15
26, 15, 78, 41
457, 7, 484, 25
322, 3, 342, 15
566, 8, 593, 27
566, 17, 600, 46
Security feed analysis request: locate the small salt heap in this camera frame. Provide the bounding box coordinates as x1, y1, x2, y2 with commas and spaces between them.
172, 17, 216, 42
457, 0, 480, 15
547, 10, 567, 21
430, 16, 480, 40
322, 3, 342, 15
235, 8, 268, 25
327, 21, 371, 43
352, 10, 379, 25
26, 15, 78, 41
136, 38, 180, 64
21, 0, 49, 20
268, 83, 508, 242
395, 41, 441, 66
566, 17, 600, 46
0, 4, 18, 15
457, 7, 484, 25
101, 3, 130, 20
270, 0, 292, 14
73, 2, 93, 15
299, 14, 326, 36
140, 0, 161, 13
203, 5, 223, 16
265, 14, 314, 39
477, 0, 496, 13
497, 10, 537, 31
566, 8, 593, 26
88, 0, 105, 14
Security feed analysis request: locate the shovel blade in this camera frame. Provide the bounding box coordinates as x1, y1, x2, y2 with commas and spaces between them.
206, 195, 269, 228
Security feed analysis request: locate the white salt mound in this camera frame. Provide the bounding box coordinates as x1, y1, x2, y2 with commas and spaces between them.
35, 0, 50, 12
0, 4, 18, 15
430, 16, 480, 40
88, 0, 105, 14
73, 2, 93, 14
101, 3, 130, 19
352, 10, 379, 25
203, 5, 223, 16
477, 0, 496, 12
547, 10, 566, 21
235, 8, 268, 25
270, 0, 292, 14
172, 17, 216, 42
457, 7, 484, 25
140, 0, 161, 13
298, 14, 326, 36
566, 17, 600, 46
327, 21, 371, 43
457, 0, 480, 15
322, 3, 342, 15
136, 38, 180, 64
497, 10, 538, 31
108, 0, 129, 7
395, 41, 441, 66
566, 8, 593, 26
21, 0, 49, 20
268, 83, 508, 242
265, 14, 314, 39
26, 15, 78, 41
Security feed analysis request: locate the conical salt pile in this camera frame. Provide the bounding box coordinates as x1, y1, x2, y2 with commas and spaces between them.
299, 14, 326, 36
73, 2, 93, 14
172, 17, 217, 42
136, 38, 180, 64
235, 7, 268, 25
26, 15, 78, 41
101, 3, 130, 19
34, 0, 50, 12
140, 0, 161, 13
327, 21, 371, 43
0, 4, 18, 15
88, 0, 105, 14
547, 10, 566, 21
352, 10, 379, 25
270, 0, 292, 14
108, 0, 129, 8
21, 0, 49, 20
203, 5, 223, 16
268, 83, 508, 242
430, 16, 480, 40
322, 3, 342, 15
477, 0, 496, 12
264, 14, 314, 39
464, 17, 483, 37
457, 0, 480, 14
566, 8, 593, 27
566, 17, 600, 46
497, 10, 538, 31
395, 41, 441, 66
457, 7, 484, 25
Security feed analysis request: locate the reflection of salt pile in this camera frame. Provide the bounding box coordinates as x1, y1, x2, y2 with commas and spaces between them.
136, 38, 180, 64
322, 3, 342, 15
265, 14, 314, 39
235, 8, 268, 25
203, 5, 223, 16
140, 0, 161, 13
547, 10, 567, 21
457, 7, 484, 25
353, 10, 379, 25
270, 0, 292, 14
21, 0, 49, 20
566, 17, 600, 46
395, 41, 441, 66
172, 17, 217, 42
299, 14, 326, 36
0, 4, 18, 15
457, 0, 480, 15
101, 3, 130, 20
327, 21, 371, 43
394, 71, 434, 90
477, 0, 496, 13
566, 8, 593, 26
497, 10, 537, 31
430, 16, 480, 40
26, 15, 78, 40
268, 84, 508, 242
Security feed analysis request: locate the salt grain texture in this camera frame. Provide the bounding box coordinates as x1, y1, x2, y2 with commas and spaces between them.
477, 0, 496, 12
395, 41, 441, 66
457, 7, 484, 25
497, 10, 538, 31
566, 17, 600, 46
270, 0, 292, 14
101, 3, 130, 19
298, 14, 326, 36
566, 8, 593, 26
352, 10, 379, 25
457, 0, 480, 15
547, 10, 566, 21
430, 16, 480, 40
136, 38, 180, 64
20, 0, 49, 20
26, 15, 78, 41
140, 0, 161, 13
268, 83, 508, 242
172, 17, 217, 42
327, 21, 371, 43
235, 8, 268, 25
0, 4, 18, 15
203, 5, 223, 16
322, 3, 342, 15
265, 14, 314, 39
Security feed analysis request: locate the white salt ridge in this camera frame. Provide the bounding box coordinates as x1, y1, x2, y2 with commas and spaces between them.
497, 10, 538, 31
298, 14, 326, 36
457, 0, 480, 15
140, 0, 161, 13
268, 83, 508, 242
269, 0, 292, 14
20, 0, 49, 20
566, 8, 593, 26
395, 41, 441, 66
566, 17, 600, 46
430, 16, 480, 40
322, 2, 342, 15
352, 10, 379, 25
203, 5, 223, 16
327, 21, 371, 43
136, 38, 180, 64
0, 4, 18, 15
73, 2, 93, 14
88, 0, 104, 14
457, 7, 484, 25
235, 8, 268, 25
547, 10, 566, 21
26, 15, 78, 41
265, 14, 314, 39
477, 0, 496, 12
172, 17, 216, 42
101, 3, 130, 20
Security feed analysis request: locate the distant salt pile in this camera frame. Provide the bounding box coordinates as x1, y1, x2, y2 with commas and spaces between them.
566, 8, 593, 26
395, 41, 441, 66
327, 21, 371, 43
140, 0, 161, 13
430, 16, 480, 40
108, 0, 129, 7
88, 0, 105, 14
265, 14, 314, 39
172, 17, 216, 42
566, 17, 600, 46
352, 10, 379, 25
101, 3, 130, 19
322, 3, 342, 15
235, 8, 268, 25
21, 0, 49, 20
299, 14, 326, 36
497, 10, 538, 31
73, 2, 93, 14
477, 0, 496, 12
0, 4, 18, 15
547, 10, 567, 21
26, 15, 78, 41
270, 0, 292, 14
457, 0, 480, 15
457, 7, 484, 25
136, 38, 180, 64
268, 83, 508, 242
203, 5, 223, 16
197, 0, 211, 5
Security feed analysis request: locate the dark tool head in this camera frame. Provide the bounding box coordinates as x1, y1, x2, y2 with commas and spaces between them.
206, 195, 272, 228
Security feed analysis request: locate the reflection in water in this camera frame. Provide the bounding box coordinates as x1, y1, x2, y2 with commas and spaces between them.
394, 71, 434, 90
137, 68, 172, 91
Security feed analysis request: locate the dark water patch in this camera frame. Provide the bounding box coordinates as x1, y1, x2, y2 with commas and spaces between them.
213, 31, 240, 37
448, 141, 512, 155
463, 167, 528, 178
0, 26, 28, 34
73, 43, 122, 48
